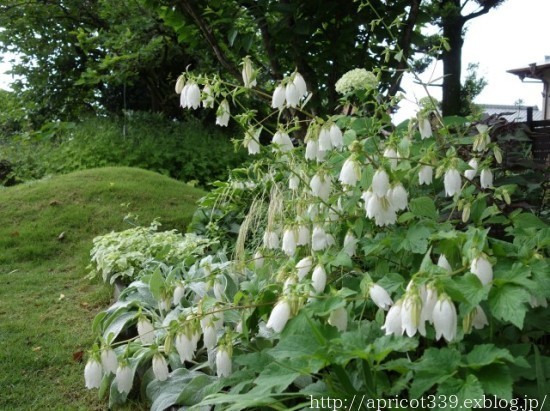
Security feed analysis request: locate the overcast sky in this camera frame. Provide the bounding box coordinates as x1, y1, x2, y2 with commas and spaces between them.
1, 0, 548, 120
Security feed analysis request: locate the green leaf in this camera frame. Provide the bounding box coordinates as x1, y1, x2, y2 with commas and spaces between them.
511, 212, 548, 229
400, 224, 432, 254
252, 362, 301, 394
441, 273, 488, 309
148, 268, 165, 301
464, 344, 515, 369
410, 347, 461, 398
437, 374, 484, 410
488, 284, 530, 328
410, 197, 438, 219
475, 364, 513, 400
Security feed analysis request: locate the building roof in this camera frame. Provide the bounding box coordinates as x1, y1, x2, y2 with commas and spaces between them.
507, 59, 550, 80
480, 104, 543, 122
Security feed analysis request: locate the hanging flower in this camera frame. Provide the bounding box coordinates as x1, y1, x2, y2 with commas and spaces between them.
318, 127, 332, 151
271, 84, 286, 109
339, 157, 360, 187
175, 75, 185, 94
470, 255, 493, 286
420, 285, 438, 324
382, 300, 403, 336
115, 364, 133, 394
366, 195, 397, 227
173, 284, 186, 306
418, 165, 433, 185
384, 147, 398, 169
175, 332, 196, 363
329, 124, 344, 149
202, 84, 215, 108
437, 254, 452, 272
432, 295, 457, 342
285, 82, 300, 107
311, 264, 327, 293
241, 56, 257, 88
152, 354, 169, 381
266, 299, 291, 332
480, 168, 493, 189
472, 305, 488, 330
296, 256, 313, 280
297, 225, 310, 246
243, 127, 261, 155
84, 358, 103, 389
215, 347, 232, 377
254, 251, 264, 269
444, 168, 461, 197
101, 348, 118, 375
215, 99, 230, 127
401, 293, 425, 337
464, 158, 478, 181
185, 83, 201, 109
343, 231, 357, 257
137, 317, 155, 345
418, 117, 432, 139
328, 306, 348, 332
388, 183, 408, 211
369, 284, 393, 310
305, 139, 319, 161
293, 72, 308, 98
263, 230, 279, 249
311, 225, 329, 251
202, 324, 218, 350
309, 173, 331, 201
289, 175, 300, 190
473, 124, 491, 152
272, 130, 293, 152
282, 228, 297, 256
372, 169, 390, 197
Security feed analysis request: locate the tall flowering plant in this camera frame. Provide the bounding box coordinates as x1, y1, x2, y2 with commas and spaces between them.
85, 59, 549, 409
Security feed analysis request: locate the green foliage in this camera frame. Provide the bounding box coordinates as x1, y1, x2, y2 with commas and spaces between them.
1, 112, 248, 188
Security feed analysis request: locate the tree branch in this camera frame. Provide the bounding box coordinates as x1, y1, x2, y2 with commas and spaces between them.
463, 0, 504, 22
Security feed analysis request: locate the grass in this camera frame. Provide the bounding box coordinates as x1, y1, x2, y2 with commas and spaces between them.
0, 167, 205, 410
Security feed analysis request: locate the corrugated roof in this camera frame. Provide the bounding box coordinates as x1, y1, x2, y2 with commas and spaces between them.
480, 104, 543, 122
508, 60, 550, 80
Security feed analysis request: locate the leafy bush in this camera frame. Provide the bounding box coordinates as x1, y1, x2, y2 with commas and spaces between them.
1, 112, 248, 188
89, 220, 216, 285
84, 64, 548, 410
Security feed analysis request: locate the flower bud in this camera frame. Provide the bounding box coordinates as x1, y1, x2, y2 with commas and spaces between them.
266, 299, 291, 333
369, 284, 393, 310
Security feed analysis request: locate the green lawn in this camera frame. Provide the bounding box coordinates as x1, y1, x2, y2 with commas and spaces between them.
0, 167, 204, 410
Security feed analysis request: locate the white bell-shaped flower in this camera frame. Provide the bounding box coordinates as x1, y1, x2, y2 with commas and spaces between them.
101, 348, 118, 375
367, 195, 397, 227
420, 285, 438, 324
272, 130, 293, 152
152, 354, 169, 381
328, 306, 348, 332
432, 296, 457, 342
444, 168, 461, 197
84, 358, 103, 389
480, 168, 493, 189
285, 82, 301, 107
470, 255, 493, 286
297, 225, 310, 246
173, 284, 186, 306
202, 324, 218, 350
419, 117, 432, 139
244, 127, 261, 155
266, 299, 291, 332
215, 348, 232, 377
215, 99, 230, 127
472, 305, 488, 330
384, 147, 398, 169
271, 84, 286, 109
289, 175, 299, 190
137, 317, 155, 345
318, 127, 332, 151
115, 364, 133, 394
263, 230, 279, 249
464, 158, 478, 181
401, 294, 425, 337
311, 264, 327, 293
329, 124, 344, 149
254, 250, 264, 269
305, 139, 319, 161
437, 254, 452, 272
241, 56, 256, 88
311, 225, 329, 251
296, 256, 313, 280
372, 169, 390, 197
293, 72, 307, 97
343, 231, 357, 257
339, 157, 360, 187
388, 183, 408, 211
175, 332, 196, 363
382, 300, 403, 336
309, 173, 331, 201
185, 83, 201, 109
282, 228, 297, 256
369, 284, 393, 310
418, 165, 433, 185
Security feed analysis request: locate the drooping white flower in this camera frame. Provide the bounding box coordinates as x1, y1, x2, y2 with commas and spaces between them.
432, 296, 457, 342
202, 324, 218, 350
329, 124, 344, 149
296, 256, 313, 280
215, 348, 232, 377
418, 117, 432, 139
173, 284, 186, 306
282, 228, 297, 256
437, 254, 452, 272
366, 195, 397, 227
418, 165, 433, 185
444, 168, 461, 197
361, 190, 373, 212
316, 149, 327, 163
305, 139, 319, 161
293, 72, 307, 98
241, 56, 256, 88
266, 299, 291, 333
382, 300, 403, 336
263, 230, 279, 249
470, 255, 493, 286
372, 169, 390, 197
328, 306, 348, 332
137, 317, 155, 345
473, 124, 491, 152
401, 294, 425, 337
343, 232, 357, 257
318, 127, 332, 151
84, 358, 103, 389
244, 127, 261, 155
339, 157, 360, 187
420, 285, 438, 324
175, 75, 185, 94
388, 183, 408, 211
285, 82, 300, 107
289, 175, 299, 190
384, 147, 398, 169
311, 225, 329, 251
271, 84, 286, 109
529, 295, 548, 308
115, 364, 133, 394
201, 84, 215, 108
175, 332, 196, 363
254, 251, 264, 269
152, 354, 169, 381
472, 305, 488, 330
309, 173, 331, 201
369, 284, 393, 310
101, 348, 118, 375
185, 83, 201, 109
311, 264, 327, 293
272, 130, 293, 152
464, 158, 478, 181
480, 168, 493, 189
215, 99, 230, 127
297, 225, 310, 246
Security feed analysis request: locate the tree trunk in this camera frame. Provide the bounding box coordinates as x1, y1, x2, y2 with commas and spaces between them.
441, 16, 464, 116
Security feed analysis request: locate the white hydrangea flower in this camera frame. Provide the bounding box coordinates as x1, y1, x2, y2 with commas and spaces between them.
215, 348, 232, 378
328, 306, 348, 332
444, 168, 461, 197
215, 99, 230, 127
266, 299, 291, 333
339, 157, 360, 187
115, 364, 133, 394
432, 296, 457, 342
464, 158, 478, 181
480, 168, 493, 189
311, 264, 327, 293
84, 358, 103, 389
152, 354, 169, 381
470, 255, 493, 286
271, 84, 286, 109
137, 317, 155, 345
369, 284, 393, 310
418, 165, 433, 185
272, 131, 293, 152
335, 68, 378, 95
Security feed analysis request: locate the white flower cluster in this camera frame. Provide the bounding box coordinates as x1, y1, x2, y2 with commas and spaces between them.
335, 68, 378, 95
271, 72, 309, 109
362, 169, 408, 227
